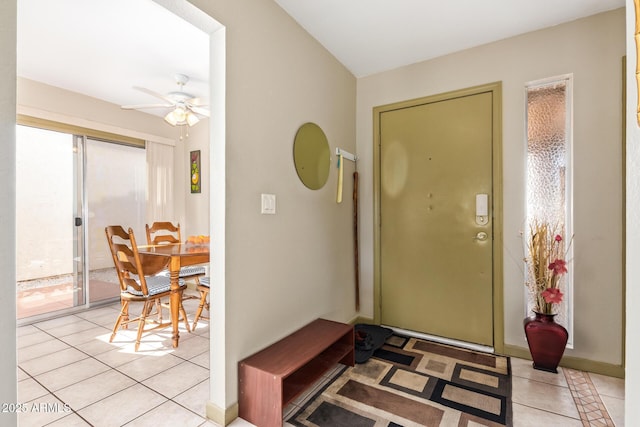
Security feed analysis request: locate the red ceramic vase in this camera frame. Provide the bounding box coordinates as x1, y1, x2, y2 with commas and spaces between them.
523, 312, 568, 373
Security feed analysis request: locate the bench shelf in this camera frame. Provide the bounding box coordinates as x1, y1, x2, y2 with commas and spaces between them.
238, 318, 354, 427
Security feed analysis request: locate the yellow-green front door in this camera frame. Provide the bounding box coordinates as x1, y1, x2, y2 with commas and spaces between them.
378, 87, 497, 347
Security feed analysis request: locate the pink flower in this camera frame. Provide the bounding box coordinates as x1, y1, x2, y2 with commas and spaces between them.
555, 234, 563, 242
542, 288, 564, 304
548, 259, 568, 275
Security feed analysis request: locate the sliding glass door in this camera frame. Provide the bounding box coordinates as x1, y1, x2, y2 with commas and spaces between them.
86, 138, 146, 304
16, 126, 84, 319
16, 126, 146, 321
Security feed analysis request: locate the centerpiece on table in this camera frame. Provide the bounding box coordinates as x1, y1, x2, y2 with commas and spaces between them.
523, 221, 572, 373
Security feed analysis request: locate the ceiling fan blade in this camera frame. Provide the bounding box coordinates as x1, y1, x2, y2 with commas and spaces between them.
133, 86, 176, 105
186, 97, 206, 106
189, 106, 210, 117
121, 103, 172, 110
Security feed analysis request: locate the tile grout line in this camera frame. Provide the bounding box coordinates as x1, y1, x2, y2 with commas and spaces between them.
563, 368, 616, 427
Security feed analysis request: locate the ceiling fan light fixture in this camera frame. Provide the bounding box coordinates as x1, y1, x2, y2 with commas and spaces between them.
164, 105, 192, 126
164, 107, 200, 128
174, 106, 187, 122
164, 104, 200, 127
186, 111, 199, 127
164, 110, 179, 126
124, 74, 209, 130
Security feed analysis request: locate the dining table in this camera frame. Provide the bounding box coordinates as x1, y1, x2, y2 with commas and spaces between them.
137, 242, 210, 348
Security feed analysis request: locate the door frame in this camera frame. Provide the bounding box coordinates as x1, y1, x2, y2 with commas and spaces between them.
373, 82, 505, 353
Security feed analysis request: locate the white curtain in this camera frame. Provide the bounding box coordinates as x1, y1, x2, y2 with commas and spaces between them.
146, 141, 175, 225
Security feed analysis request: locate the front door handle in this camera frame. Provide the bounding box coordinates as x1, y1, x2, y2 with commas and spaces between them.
474, 231, 488, 241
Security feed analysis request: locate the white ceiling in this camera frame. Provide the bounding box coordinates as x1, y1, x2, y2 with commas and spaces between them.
17, 0, 625, 113
17, 0, 214, 117
274, 0, 625, 77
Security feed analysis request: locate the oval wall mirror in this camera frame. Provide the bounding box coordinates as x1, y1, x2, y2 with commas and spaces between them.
293, 122, 331, 190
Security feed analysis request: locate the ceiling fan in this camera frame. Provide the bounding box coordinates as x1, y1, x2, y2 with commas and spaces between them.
121, 73, 210, 127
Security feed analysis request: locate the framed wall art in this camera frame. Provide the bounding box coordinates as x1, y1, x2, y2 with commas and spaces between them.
190, 150, 201, 193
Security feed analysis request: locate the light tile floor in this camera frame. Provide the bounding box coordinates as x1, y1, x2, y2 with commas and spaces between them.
17, 298, 625, 426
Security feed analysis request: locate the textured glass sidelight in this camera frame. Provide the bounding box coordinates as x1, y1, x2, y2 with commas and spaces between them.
525, 78, 573, 344
526, 83, 567, 225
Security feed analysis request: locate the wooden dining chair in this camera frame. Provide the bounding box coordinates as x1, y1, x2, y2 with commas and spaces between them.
105, 225, 191, 351
192, 276, 210, 331
145, 221, 207, 284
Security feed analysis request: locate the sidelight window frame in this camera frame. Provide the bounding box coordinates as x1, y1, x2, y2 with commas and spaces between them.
524, 74, 574, 348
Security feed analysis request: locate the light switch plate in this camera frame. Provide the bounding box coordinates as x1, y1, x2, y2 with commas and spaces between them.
261, 194, 276, 214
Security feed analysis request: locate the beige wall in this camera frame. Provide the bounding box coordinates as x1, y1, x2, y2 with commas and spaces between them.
18, 78, 177, 141
175, 117, 211, 239
190, 0, 357, 417
357, 9, 625, 368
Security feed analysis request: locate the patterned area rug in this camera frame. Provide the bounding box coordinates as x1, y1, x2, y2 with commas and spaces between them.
288, 335, 512, 427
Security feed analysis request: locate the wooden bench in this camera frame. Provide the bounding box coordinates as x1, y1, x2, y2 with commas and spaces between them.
238, 318, 354, 427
